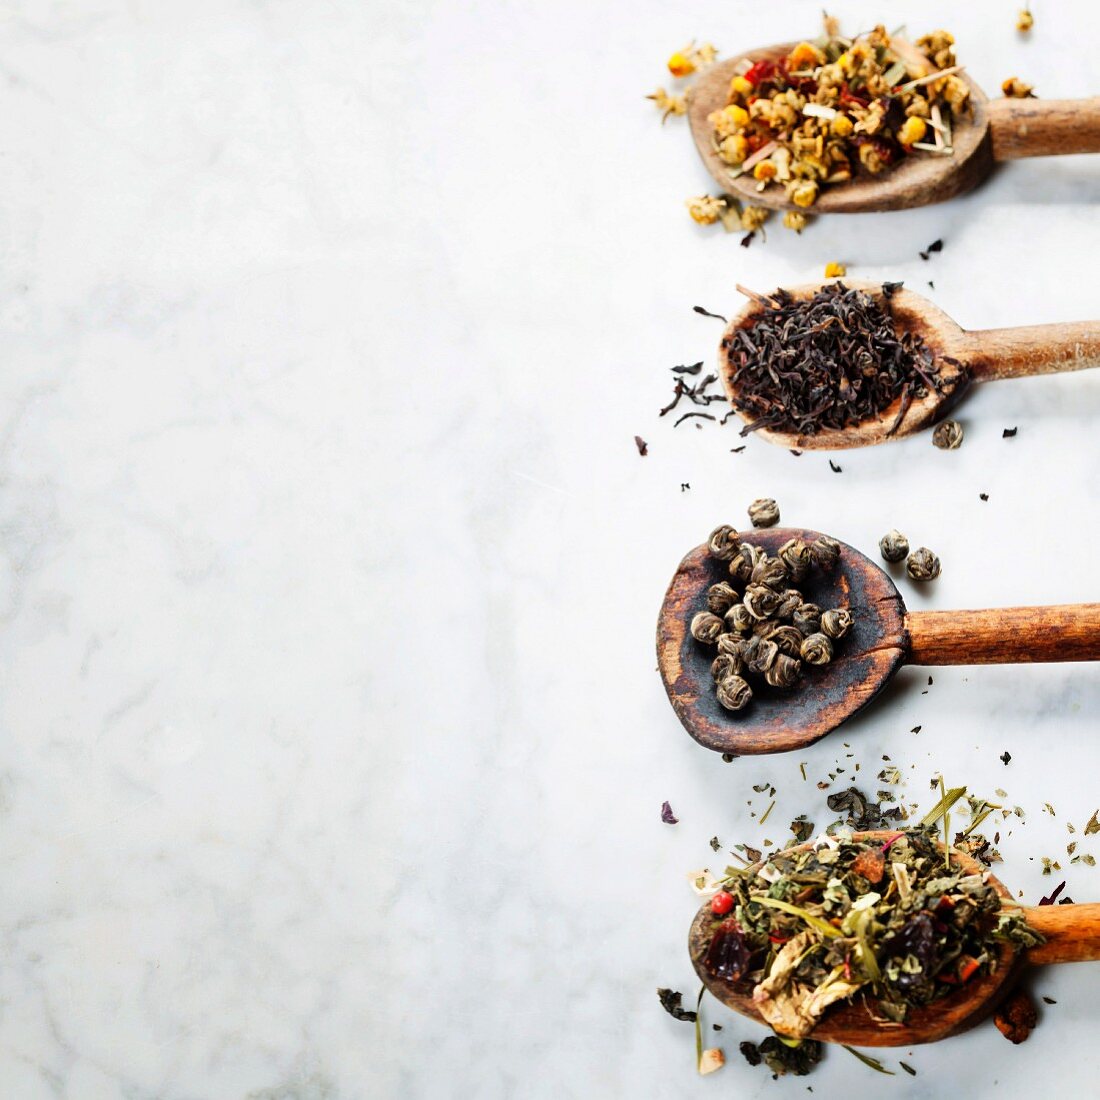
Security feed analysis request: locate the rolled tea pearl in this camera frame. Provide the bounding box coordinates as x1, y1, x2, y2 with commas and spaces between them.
906, 547, 941, 581
820, 608, 853, 640
728, 546, 757, 584
707, 524, 741, 560
716, 633, 746, 658
765, 625, 804, 658
811, 535, 841, 572
932, 419, 963, 450
743, 584, 781, 620
711, 652, 744, 681
716, 674, 753, 712
748, 498, 780, 528
800, 632, 834, 665
691, 611, 725, 643
752, 616, 779, 638
765, 653, 802, 689
707, 581, 740, 616
746, 637, 780, 675
879, 529, 909, 563
751, 555, 790, 591
792, 602, 822, 637
778, 538, 812, 582
724, 603, 754, 635
775, 589, 803, 621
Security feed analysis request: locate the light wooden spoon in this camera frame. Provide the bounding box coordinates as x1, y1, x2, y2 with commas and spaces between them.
689, 831, 1100, 1046
718, 280, 1100, 450
657, 528, 1100, 755
689, 43, 1100, 214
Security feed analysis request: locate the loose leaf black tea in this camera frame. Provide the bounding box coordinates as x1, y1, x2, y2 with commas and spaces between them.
661, 800, 679, 824
634, 435, 648, 456
722, 283, 945, 437
657, 987, 697, 1022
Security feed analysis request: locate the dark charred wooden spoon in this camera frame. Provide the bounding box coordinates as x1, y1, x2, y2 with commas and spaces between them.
689, 831, 1100, 1046
689, 43, 1100, 214
718, 280, 1100, 450
657, 528, 1100, 755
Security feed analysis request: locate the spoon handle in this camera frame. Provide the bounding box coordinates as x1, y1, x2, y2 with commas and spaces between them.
988, 96, 1100, 159
905, 604, 1100, 665
1023, 904, 1100, 965
963, 322, 1100, 382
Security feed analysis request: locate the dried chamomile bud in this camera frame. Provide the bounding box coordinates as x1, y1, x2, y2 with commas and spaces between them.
716, 675, 753, 712
1016, 8, 1033, 32
751, 555, 790, 590
765, 653, 802, 689
743, 584, 781, 620
792, 603, 822, 636
906, 547, 941, 582
728, 545, 760, 584
748, 498, 780, 528
707, 524, 741, 560
820, 608, 852, 640
724, 603, 755, 635
778, 538, 812, 582
712, 652, 744, 681
811, 535, 841, 572
716, 633, 746, 658
775, 589, 803, 620
1002, 76, 1034, 98
766, 625, 804, 658
746, 638, 780, 675
879, 529, 909, 563
691, 611, 725, 643
932, 419, 963, 450
800, 632, 834, 665
707, 582, 740, 615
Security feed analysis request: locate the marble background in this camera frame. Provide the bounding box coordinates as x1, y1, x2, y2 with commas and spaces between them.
0, 0, 1097, 1096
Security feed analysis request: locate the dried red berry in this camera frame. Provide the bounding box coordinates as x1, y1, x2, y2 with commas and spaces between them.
710, 890, 734, 916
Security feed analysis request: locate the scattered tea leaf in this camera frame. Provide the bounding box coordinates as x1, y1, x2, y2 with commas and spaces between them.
829, 460, 842, 473
661, 801, 679, 824
657, 987, 697, 1021
1003, 426, 1018, 438
919, 238, 944, 260
843, 1046, 896, 1075
671, 362, 704, 375
900, 1061, 917, 1076
634, 435, 648, 456
694, 305, 728, 322
1000, 751, 1011, 765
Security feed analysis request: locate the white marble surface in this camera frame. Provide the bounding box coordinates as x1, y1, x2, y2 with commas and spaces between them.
0, 1, 1098, 1096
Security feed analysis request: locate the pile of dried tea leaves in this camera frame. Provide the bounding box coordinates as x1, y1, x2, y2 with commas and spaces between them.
690, 522, 853, 712
708, 25, 970, 208
699, 828, 1043, 1037
722, 282, 947, 437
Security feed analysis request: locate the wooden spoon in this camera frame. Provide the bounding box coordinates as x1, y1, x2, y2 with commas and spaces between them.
688, 43, 1100, 213
657, 528, 1100, 755
689, 831, 1100, 1046
718, 280, 1100, 450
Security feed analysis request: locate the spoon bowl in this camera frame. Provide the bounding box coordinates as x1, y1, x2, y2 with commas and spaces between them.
688, 832, 1020, 1046
688, 44, 1100, 213
657, 528, 1100, 754
717, 280, 1100, 450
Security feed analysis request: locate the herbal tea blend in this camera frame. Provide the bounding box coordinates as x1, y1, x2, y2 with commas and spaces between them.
708, 25, 969, 208
690, 520, 854, 712
698, 829, 1042, 1037
723, 283, 946, 437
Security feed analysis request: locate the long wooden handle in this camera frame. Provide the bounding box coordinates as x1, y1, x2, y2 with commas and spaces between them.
906, 605, 1100, 665
988, 96, 1100, 159
963, 322, 1100, 382
1022, 904, 1100, 965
